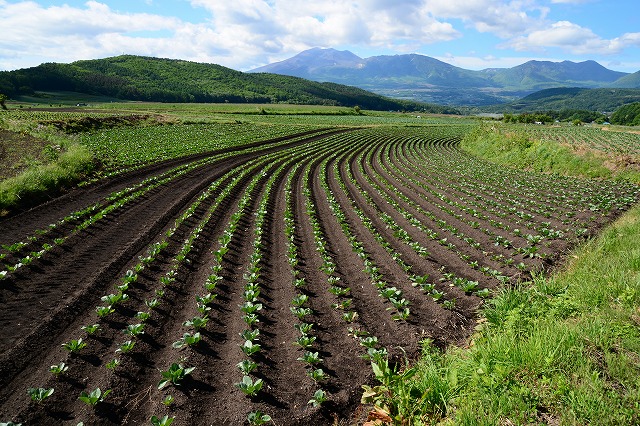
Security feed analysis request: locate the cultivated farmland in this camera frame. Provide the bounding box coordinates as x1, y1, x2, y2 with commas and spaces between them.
0, 121, 638, 425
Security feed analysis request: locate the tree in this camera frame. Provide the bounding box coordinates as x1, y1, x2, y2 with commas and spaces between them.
0, 93, 7, 110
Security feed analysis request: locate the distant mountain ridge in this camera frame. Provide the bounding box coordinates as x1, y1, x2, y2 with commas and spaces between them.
250, 48, 638, 106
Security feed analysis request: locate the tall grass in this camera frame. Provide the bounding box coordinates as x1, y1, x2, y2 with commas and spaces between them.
0, 141, 95, 214
460, 125, 640, 182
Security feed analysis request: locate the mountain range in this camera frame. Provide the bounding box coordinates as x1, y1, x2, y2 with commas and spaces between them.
250, 48, 640, 106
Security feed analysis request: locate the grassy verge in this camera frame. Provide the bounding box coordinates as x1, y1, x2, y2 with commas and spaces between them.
0, 140, 95, 215
460, 125, 640, 183
368, 202, 640, 425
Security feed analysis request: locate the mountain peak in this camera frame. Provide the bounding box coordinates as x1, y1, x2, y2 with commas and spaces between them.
250, 48, 362, 76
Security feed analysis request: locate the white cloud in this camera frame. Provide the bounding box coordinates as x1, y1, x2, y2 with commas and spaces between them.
505, 20, 640, 55
421, 0, 549, 38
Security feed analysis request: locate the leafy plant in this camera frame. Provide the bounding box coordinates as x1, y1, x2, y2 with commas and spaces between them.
240, 329, 260, 342
297, 351, 322, 364
237, 359, 258, 375
62, 338, 87, 354
106, 358, 120, 370
241, 340, 261, 356
294, 322, 313, 335
172, 332, 201, 349
27, 387, 54, 403
145, 298, 161, 309
247, 410, 272, 425
150, 415, 175, 426
162, 394, 174, 406
183, 316, 209, 330
308, 389, 327, 407
307, 368, 327, 382
135, 311, 151, 322
116, 340, 135, 354
235, 375, 263, 397
96, 305, 114, 318
78, 388, 111, 407
295, 335, 316, 349
82, 324, 101, 335
158, 363, 195, 389
123, 323, 145, 336
50, 362, 68, 377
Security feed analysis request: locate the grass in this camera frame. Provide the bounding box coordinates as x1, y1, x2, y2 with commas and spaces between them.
0, 140, 95, 214
460, 124, 640, 183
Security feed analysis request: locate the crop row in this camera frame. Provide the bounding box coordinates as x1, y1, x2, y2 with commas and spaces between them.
2, 124, 638, 425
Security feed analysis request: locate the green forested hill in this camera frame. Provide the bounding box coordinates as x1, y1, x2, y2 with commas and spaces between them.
491, 87, 640, 112
0, 55, 456, 113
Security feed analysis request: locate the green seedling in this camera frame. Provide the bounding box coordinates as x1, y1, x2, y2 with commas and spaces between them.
27, 387, 53, 403
247, 411, 272, 425
62, 338, 87, 354
49, 362, 68, 377
172, 332, 201, 349
308, 389, 327, 407
235, 375, 263, 397
158, 363, 195, 389
78, 388, 111, 407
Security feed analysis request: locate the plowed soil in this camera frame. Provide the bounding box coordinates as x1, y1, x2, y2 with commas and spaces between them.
0, 126, 637, 425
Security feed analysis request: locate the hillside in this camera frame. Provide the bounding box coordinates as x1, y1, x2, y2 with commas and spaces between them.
251, 48, 638, 106
0, 55, 455, 113
493, 87, 640, 112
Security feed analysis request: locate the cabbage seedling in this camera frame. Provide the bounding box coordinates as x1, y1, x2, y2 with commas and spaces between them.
236, 359, 258, 375
145, 298, 160, 309
105, 358, 120, 370
235, 375, 263, 397
240, 302, 262, 314
79, 388, 111, 407
123, 323, 145, 336
290, 307, 312, 320
172, 332, 201, 349
243, 313, 259, 327
240, 329, 260, 342
135, 311, 151, 322
116, 340, 135, 354
183, 316, 208, 330
297, 351, 322, 364
295, 335, 316, 349
241, 340, 261, 356
158, 363, 195, 389
82, 324, 101, 335
294, 322, 313, 335
62, 338, 87, 354
49, 362, 68, 377
95, 305, 114, 318
150, 415, 175, 426
307, 368, 327, 382
291, 294, 309, 307
247, 411, 271, 425
162, 394, 174, 406
342, 311, 358, 322
308, 389, 327, 407
27, 387, 53, 403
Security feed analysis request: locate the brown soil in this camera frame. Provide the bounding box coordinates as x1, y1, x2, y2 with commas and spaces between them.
0, 128, 635, 425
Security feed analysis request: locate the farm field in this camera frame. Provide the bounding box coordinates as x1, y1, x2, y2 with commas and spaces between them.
0, 108, 639, 425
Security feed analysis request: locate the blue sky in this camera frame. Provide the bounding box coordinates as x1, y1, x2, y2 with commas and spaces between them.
1, 0, 639, 73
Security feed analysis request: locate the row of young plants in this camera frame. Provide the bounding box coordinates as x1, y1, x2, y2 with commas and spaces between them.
384, 131, 639, 265
0, 128, 337, 279
341, 136, 495, 301
18, 131, 335, 425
